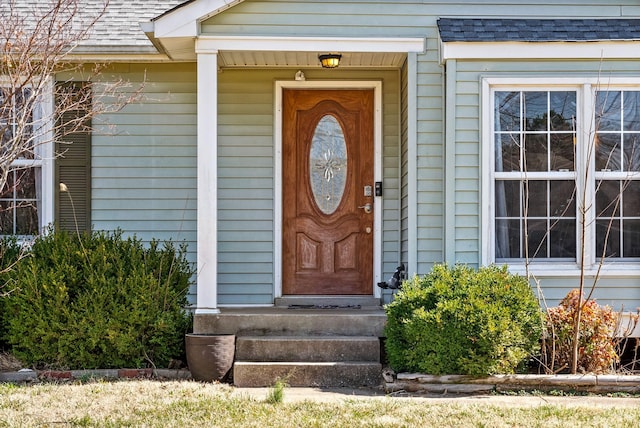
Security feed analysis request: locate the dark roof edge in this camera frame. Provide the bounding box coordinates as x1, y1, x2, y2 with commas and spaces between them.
437, 18, 640, 43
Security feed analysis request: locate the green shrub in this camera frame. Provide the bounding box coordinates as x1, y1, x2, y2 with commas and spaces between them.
543, 289, 618, 374
0, 236, 23, 350
0, 235, 22, 293
2, 229, 193, 369
384, 264, 543, 376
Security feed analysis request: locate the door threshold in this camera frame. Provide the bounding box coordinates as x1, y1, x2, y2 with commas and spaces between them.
275, 296, 381, 308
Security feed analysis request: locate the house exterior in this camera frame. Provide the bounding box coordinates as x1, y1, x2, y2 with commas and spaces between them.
4, 1, 640, 327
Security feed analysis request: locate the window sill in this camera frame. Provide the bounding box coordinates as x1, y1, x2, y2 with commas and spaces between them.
501, 263, 640, 278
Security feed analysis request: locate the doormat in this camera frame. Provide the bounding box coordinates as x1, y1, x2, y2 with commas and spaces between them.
288, 304, 362, 310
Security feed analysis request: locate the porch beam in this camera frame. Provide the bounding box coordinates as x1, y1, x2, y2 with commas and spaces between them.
196, 36, 425, 54
196, 50, 220, 315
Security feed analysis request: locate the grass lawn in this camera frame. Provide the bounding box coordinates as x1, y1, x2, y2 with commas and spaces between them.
1, 380, 640, 427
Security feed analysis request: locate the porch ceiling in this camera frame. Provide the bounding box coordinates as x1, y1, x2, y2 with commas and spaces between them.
217, 51, 407, 68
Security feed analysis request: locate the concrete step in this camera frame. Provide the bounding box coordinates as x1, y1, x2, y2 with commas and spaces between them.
233, 361, 382, 387
195, 308, 386, 337
274, 296, 381, 309
236, 336, 380, 362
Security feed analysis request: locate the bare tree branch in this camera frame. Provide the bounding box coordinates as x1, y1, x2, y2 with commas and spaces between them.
0, 0, 143, 291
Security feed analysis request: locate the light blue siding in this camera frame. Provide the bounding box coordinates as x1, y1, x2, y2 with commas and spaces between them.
530, 277, 640, 310
415, 48, 445, 274
88, 63, 198, 303
202, 0, 639, 37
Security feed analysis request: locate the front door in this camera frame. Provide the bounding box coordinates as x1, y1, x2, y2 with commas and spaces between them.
282, 89, 374, 295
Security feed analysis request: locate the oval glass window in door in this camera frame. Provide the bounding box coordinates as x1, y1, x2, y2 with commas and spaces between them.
309, 115, 347, 215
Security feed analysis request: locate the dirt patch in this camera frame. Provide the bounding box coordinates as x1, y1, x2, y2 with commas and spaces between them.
0, 352, 22, 372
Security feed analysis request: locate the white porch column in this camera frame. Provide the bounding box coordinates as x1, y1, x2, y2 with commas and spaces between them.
407, 52, 418, 276
196, 49, 220, 314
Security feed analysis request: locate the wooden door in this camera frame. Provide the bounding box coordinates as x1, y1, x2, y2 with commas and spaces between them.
282, 89, 374, 295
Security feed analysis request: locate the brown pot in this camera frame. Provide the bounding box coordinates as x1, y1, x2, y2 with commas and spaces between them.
185, 334, 235, 382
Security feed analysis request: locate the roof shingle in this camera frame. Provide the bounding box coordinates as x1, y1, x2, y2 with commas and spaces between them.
5, 1, 187, 50
437, 18, 640, 42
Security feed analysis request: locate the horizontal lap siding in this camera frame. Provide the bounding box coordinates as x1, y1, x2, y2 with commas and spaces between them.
90, 63, 198, 303
218, 71, 274, 305
415, 25, 445, 276
455, 59, 640, 310
203, 1, 431, 37
217, 69, 400, 305
381, 72, 402, 294
530, 277, 640, 311
453, 73, 480, 266
203, 0, 638, 37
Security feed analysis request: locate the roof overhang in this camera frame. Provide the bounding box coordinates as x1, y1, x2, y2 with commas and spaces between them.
140, 0, 248, 61
152, 0, 246, 38
144, 0, 425, 65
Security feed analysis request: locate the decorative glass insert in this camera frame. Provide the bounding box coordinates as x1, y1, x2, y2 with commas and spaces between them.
309, 115, 347, 215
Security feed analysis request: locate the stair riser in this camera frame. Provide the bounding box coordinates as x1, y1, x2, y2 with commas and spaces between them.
195, 313, 386, 337
236, 337, 380, 362
233, 362, 382, 387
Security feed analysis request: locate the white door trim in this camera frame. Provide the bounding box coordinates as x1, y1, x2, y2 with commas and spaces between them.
274, 80, 383, 299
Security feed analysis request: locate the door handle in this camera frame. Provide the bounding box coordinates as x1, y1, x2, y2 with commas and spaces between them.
358, 203, 372, 214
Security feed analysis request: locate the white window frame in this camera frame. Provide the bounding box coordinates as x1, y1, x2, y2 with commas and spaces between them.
0, 77, 54, 237
482, 77, 640, 278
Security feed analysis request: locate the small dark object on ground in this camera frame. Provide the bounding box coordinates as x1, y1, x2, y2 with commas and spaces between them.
377, 264, 406, 290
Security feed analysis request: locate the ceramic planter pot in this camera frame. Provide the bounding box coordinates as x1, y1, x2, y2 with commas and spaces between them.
185, 333, 235, 382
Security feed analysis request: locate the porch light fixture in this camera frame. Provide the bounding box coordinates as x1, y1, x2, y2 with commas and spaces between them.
319, 53, 341, 68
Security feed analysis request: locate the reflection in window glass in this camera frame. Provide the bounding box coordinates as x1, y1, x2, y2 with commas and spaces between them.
525, 92, 548, 131
0, 169, 39, 235
493, 86, 640, 263
596, 91, 622, 131
0, 87, 40, 236
495, 91, 520, 132
596, 90, 640, 172
496, 133, 520, 172
494, 90, 577, 260
595, 90, 640, 259
596, 180, 640, 258
495, 179, 576, 259
524, 134, 548, 172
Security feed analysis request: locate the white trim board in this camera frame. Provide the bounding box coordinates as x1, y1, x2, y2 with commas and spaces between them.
196, 36, 426, 54
274, 80, 384, 299
441, 41, 640, 62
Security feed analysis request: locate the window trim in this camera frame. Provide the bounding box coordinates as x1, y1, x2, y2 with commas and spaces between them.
481, 76, 640, 277
1, 77, 54, 236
